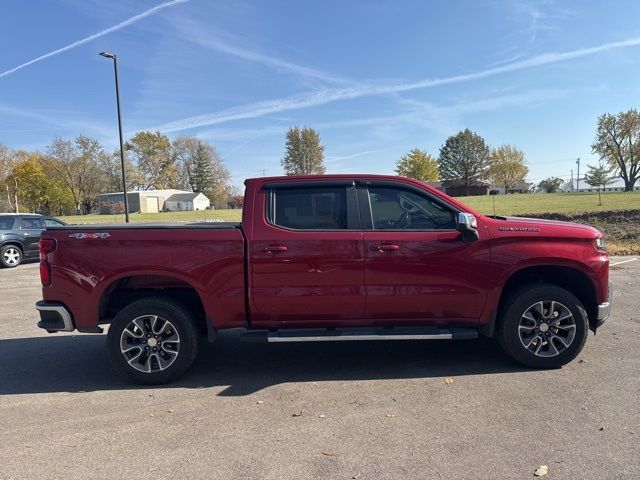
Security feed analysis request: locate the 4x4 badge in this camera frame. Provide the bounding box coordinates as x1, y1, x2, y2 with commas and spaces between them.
68, 233, 111, 239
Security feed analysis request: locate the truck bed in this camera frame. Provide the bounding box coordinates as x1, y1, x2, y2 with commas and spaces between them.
41, 223, 246, 332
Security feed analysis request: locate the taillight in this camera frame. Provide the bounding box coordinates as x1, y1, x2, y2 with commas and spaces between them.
39, 238, 57, 286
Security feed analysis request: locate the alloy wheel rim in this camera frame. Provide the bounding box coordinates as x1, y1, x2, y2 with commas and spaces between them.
3, 248, 20, 265
120, 315, 181, 373
518, 300, 576, 357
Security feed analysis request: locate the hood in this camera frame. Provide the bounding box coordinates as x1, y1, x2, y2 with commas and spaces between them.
482, 215, 602, 240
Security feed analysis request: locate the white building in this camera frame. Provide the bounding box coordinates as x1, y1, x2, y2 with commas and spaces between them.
563, 177, 640, 192
164, 192, 211, 211
98, 189, 185, 215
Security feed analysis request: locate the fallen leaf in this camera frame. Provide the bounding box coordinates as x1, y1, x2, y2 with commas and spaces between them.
256, 401, 264, 405
385, 413, 396, 418
292, 410, 305, 417
444, 377, 454, 385
352, 473, 363, 479
319, 414, 325, 418
148, 413, 155, 417
321, 450, 336, 456
167, 409, 175, 413
534, 465, 548, 476
599, 426, 605, 431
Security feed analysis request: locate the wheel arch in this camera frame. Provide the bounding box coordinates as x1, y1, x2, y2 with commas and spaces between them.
98, 273, 209, 335
1, 241, 24, 253
497, 265, 598, 331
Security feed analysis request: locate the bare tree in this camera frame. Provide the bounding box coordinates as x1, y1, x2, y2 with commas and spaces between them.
0, 144, 19, 212
47, 136, 106, 214
592, 109, 640, 191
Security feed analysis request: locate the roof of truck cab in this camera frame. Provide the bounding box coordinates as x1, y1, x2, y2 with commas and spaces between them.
245, 174, 409, 183
243, 174, 481, 217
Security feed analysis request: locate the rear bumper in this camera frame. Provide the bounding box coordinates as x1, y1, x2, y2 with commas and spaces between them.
35, 301, 75, 332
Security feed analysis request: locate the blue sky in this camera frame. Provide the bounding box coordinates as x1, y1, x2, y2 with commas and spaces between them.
1, 0, 640, 188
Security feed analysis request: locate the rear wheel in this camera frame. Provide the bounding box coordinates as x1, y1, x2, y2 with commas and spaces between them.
107, 297, 199, 384
1, 245, 22, 268
497, 284, 588, 368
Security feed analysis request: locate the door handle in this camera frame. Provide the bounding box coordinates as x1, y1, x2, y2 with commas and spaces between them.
261, 245, 288, 253
374, 244, 400, 252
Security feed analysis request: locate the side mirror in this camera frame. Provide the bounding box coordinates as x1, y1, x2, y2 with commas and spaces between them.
456, 212, 479, 242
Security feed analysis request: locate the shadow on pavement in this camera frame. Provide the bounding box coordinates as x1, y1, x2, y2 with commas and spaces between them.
0, 330, 527, 396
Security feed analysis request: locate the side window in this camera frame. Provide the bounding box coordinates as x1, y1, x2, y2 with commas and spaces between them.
270, 186, 348, 230
45, 219, 64, 228
20, 218, 44, 230
0, 218, 15, 230
368, 187, 456, 230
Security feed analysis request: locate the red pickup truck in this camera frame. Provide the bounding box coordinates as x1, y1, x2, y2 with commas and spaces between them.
36, 175, 611, 384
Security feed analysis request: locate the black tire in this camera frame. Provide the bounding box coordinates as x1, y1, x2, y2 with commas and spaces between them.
0, 245, 23, 268
496, 283, 588, 368
107, 297, 199, 385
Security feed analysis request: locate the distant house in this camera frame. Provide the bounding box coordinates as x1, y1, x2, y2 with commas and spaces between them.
98, 189, 192, 215
164, 192, 211, 211
563, 177, 640, 192
491, 180, 532, 195
424, 181, 490, 197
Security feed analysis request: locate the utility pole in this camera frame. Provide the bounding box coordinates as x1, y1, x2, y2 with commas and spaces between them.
576, 158, 581, 193
259, 169, 267, 177
99, 51, 130, 223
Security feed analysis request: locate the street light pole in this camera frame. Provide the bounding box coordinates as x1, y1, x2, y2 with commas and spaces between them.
99, 51, 129, 223
576, 157, 581, 193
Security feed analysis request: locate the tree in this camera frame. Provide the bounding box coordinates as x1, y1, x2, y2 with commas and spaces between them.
46, 136, 109, 214
438, 129, 491, 195
395, 148, 439, 181
489, 145, 529, 193
281, 126, 325, 175
0, 144, 19, 212
592, 109, 640, 191
583, 161, 614, 205
171, 136, 231, 208
538, 177, 564, 193
125, 131, 177, 190
10, 153, 73, 213
99, 150, 143, 192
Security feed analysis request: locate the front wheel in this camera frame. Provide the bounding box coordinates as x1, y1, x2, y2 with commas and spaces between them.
1, 245, 22, 268
107, 297, 199, 384
497, 284, 588, 368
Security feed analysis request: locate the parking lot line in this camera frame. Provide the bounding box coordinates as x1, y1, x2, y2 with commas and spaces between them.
610, 257, 639, 266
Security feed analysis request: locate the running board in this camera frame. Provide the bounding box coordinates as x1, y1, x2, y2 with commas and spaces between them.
241, 327, 478, 343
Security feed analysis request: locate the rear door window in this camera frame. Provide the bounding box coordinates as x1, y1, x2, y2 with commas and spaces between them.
269, 186, 349, 230
20, 217, 44, 229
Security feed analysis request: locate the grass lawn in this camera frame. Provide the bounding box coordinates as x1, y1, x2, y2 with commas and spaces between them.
59, 209, 242, 224
457, 191, 640, 216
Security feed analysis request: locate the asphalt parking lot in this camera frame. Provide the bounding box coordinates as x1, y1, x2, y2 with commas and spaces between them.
1, 259, 638, 479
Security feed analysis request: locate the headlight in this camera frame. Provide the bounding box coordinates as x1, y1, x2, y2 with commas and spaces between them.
594, 238, 606, 253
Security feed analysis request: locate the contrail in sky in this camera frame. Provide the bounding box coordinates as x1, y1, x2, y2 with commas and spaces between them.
151, 35, 640, 133
0, 0, 189, 79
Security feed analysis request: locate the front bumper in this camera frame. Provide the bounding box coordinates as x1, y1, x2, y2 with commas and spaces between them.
35, 301, 75, 332
593, 283, 612, 331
